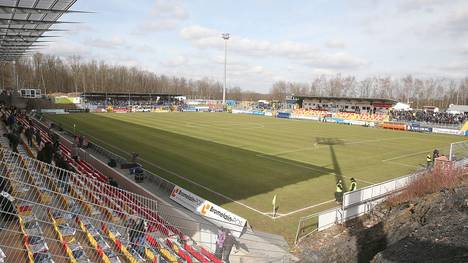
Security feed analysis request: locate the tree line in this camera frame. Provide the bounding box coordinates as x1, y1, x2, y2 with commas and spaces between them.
1, 53, 467, 108
271, 75, 468, 109
0, 53, 264, 101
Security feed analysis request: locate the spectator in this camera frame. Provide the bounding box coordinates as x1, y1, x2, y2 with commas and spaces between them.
78, 135, 83, 148
433, 149, 440, 161
129, 219, 147, 253
222, 230, 240, 263
34, 128, 41, 145
390, 110, 467, 125
71, 143, 79, 162
42, 142, 54, 164
5, 132, 19, 153
82, 136, 89, 149
25, 126, 33, 147
131, 152, 139, 163
52, 133, 60, 152
335, 180, 343, 204
215, 227, 226, 259
108, 177, 118, 188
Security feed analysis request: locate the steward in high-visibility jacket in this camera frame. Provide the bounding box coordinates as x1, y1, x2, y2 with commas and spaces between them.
349, 178, 357, 191
335, 180, 344, 203
426, 154, 432, 168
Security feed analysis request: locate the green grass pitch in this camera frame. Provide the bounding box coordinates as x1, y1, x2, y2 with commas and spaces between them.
47, 112, 462, 243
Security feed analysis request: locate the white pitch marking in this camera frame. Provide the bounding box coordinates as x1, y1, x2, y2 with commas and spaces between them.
67, 129, 273, 218
270, 199, 336, 218
382, 149, 436, 162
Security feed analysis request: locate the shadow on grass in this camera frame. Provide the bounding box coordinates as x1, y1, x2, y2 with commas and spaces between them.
316, 137, 346, 190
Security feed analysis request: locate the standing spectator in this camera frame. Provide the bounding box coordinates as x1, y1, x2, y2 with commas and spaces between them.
335, 180, 343, 204
6, 132, 19, 153
52, 133, 60, 152
433, 149, 440, 161
71, 143, 79, 162
82, 136, 89, 149
349, 178, 357, 191
74, 135, 80, 146
34, 128, 41, 146
78, 135, 83, 148
131, 152, 139, 163
222, 230, 240, 263
426, 154, 432, 169
25, 126, 33, 147
42, 142, 53, 164
215, 227, 226, 259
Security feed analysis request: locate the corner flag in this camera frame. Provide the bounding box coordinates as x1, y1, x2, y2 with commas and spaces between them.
272, 194, 277, 219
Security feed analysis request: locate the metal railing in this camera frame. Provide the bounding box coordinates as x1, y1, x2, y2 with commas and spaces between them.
0, 148, 184, 262
295, 154, 468, 245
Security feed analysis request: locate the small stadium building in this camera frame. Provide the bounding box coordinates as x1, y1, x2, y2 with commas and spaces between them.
291, 96, 396, 114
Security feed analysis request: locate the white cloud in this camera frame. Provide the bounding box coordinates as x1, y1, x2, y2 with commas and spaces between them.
441, 8, 468, 35
43, 40, 88, 57
311, 68, 336, 76
134, 0, 188, 33
151, 0, 189, 20
87, 36, 127, 49
161, 55, 188, 67
397, 0, 447, 13
180, 25, 367, 70
439, 61, 468, 72
140, 20, 179, 31
325, 40, 346, 49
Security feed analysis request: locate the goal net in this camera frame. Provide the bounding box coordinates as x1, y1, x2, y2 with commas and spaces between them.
449, 140, 468, 162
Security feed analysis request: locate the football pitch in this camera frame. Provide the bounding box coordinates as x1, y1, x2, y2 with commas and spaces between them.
47, 112, 462, 243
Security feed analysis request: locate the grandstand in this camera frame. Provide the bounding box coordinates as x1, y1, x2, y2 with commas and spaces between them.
292, 96, 395, 113
81, 92, 184, 113
288, 96, 394, 123
0, 108, 229, 262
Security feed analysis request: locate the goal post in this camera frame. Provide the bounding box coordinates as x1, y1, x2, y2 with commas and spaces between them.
449, 140, 468, 161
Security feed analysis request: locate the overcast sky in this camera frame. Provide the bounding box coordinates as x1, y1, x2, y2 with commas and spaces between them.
44, 0, 468, 93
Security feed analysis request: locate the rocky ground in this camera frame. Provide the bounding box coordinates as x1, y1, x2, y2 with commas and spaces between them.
295, 178, 468, 263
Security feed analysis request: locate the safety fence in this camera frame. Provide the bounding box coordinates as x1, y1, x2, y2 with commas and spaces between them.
0, 148, 205, 263
294, 156, 468, 245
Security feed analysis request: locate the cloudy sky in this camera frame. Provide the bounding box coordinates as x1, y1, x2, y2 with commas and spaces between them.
44, 0, 468, 93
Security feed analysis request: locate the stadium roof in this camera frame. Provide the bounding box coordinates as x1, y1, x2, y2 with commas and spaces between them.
0, 0, 82, 61
291, 95, 397, 104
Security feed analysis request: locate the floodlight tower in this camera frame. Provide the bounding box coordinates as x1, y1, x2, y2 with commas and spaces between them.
222, 33, 230, 105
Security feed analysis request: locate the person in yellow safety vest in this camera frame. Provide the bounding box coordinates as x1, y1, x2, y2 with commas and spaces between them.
426, 154, 432, 169
349, 178, 357, 191
335, 180, 343, 204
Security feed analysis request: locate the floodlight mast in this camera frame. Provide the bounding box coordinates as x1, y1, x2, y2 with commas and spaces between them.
222, 33, 230, 105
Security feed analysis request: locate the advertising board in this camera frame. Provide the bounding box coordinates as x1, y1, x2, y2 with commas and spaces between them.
289, 115, 320, 121
432, 128, 463, 136
170, 185, 247, 238
408, 126, 433, 133
277, 112, 291, 118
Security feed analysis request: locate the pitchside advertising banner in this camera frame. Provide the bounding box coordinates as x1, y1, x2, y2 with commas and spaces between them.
432, 127, 465, 136
408, 126, 432, 133
170, 185, 247, 238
